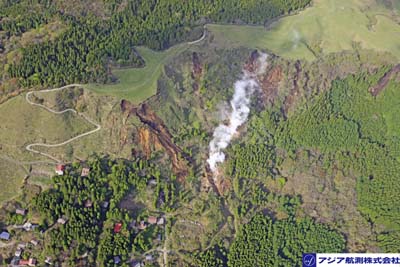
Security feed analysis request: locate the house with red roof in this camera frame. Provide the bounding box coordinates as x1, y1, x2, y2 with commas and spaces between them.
55, 164, 65, 175
114, 222, 122, 233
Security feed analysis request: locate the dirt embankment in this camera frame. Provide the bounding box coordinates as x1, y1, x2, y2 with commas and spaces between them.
191, 52, 203, 92
260, 65, 283, 106
121, 100, 191, 182
282, 60, 302, 116
369, 64, 400, 96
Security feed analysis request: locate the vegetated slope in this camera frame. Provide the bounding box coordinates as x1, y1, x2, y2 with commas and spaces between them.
1, 45, 399, 266
0, 0, 311, 100
207, 0, 400, 60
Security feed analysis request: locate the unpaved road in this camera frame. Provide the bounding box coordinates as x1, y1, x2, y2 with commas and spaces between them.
25, 84, 101, 163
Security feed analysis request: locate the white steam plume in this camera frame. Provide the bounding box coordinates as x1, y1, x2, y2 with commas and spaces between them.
207, 53, 268, 173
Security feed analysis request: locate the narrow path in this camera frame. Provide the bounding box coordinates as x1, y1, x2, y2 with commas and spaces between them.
25, 84, 101, 163
188, 25, 207, 45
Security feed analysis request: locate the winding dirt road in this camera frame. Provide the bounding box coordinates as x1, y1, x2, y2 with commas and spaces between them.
25, 84, 101, 163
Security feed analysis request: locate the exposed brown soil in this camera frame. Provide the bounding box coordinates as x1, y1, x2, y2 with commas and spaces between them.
259, 65, 283, 106
369, 64, 400, 96
282, 61, 302, 116
244, 50, 260, 73
121, 100, 191, 182
191, 52, 203, 92
137, 126, 163, 158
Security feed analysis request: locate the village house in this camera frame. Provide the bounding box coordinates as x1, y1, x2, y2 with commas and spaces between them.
157, 217, 165, 225
145, 255, 153, 261
30, 239, 39, 246
114, 256, 121, 265
131, 260, 142, 267
101, 201, 109, 209
11, 256, 20, 266
148, 178, 157, 185
84, 199, 93, 208
114, 222, 123, 233
23, 222, 38, 231
57, 217, 68, 225
18, 258, 37, 266
0, 231, 10, 241
138, 221, 147, 230
15, 248, 22, 257
28, 258, 37, 266
45, 256, 52, 265
18, 243, 27, 249
147, 216, 157, 225
55, 164, 65, 175
81, 167, 90, 177
16, 208, 26, 216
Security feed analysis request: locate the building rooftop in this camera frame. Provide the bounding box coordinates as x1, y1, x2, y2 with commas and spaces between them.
0, 231, 10, 240
114, 222, 123, 233
148, 216, 157, 224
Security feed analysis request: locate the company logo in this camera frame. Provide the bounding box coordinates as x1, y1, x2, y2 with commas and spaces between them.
303, 253, 317, 267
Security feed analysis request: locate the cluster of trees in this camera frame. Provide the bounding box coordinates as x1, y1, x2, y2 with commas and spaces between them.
0, 1, 56, 36
194, 213, 344, 267
227, 214, 345, 266
271, 69, 400, 251
3, 0, 311, 88
194, 245, 227, 267
228, 143, 276, 179
31, 156, 163, 265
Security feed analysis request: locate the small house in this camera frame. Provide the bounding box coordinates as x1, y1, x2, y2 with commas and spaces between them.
18, 243, 27, 249
148, 216, 157, 225
11, 256, 20, 266
45, 256, 52, 265
148, 178, 157, 185
28, 258, 37, 266
15, 248, 22, 257
81, 167, 90, 177
138, 221, 147, 230
23, 222, 38, 231
30, 239, 39, 246
55, 164, 65, 175
114, 222, 122, 233
57, 217, 67, 225
84, 199, 93, 208
157, 217, 165, 225
131, 261, 141, 267
101, 201, 109, 209
16, 209, 26, 216
0, 231, 10, 241
19, 259, 29, 266
145, 255, 153, 261
114, 256, 121, 265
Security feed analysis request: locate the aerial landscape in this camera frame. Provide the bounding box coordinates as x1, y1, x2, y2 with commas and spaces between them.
0, 0, 400, 266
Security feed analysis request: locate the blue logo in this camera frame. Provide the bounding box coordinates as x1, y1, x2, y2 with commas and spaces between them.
303, 253, 317, 267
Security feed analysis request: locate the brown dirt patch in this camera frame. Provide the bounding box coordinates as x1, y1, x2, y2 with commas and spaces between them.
369, 64, 400, 96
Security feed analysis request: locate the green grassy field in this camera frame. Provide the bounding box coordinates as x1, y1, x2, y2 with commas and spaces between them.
86, 45, 189, 104
0, 95, 96, 202
208, 0, 400, 60
0, 158, 28, 203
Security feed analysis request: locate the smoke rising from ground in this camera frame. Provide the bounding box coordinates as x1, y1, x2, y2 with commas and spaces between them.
207, 53, 268, 173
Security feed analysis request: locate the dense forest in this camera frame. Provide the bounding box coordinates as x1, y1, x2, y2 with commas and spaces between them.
1, 0, 311, 88
260, 68, 400, 252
